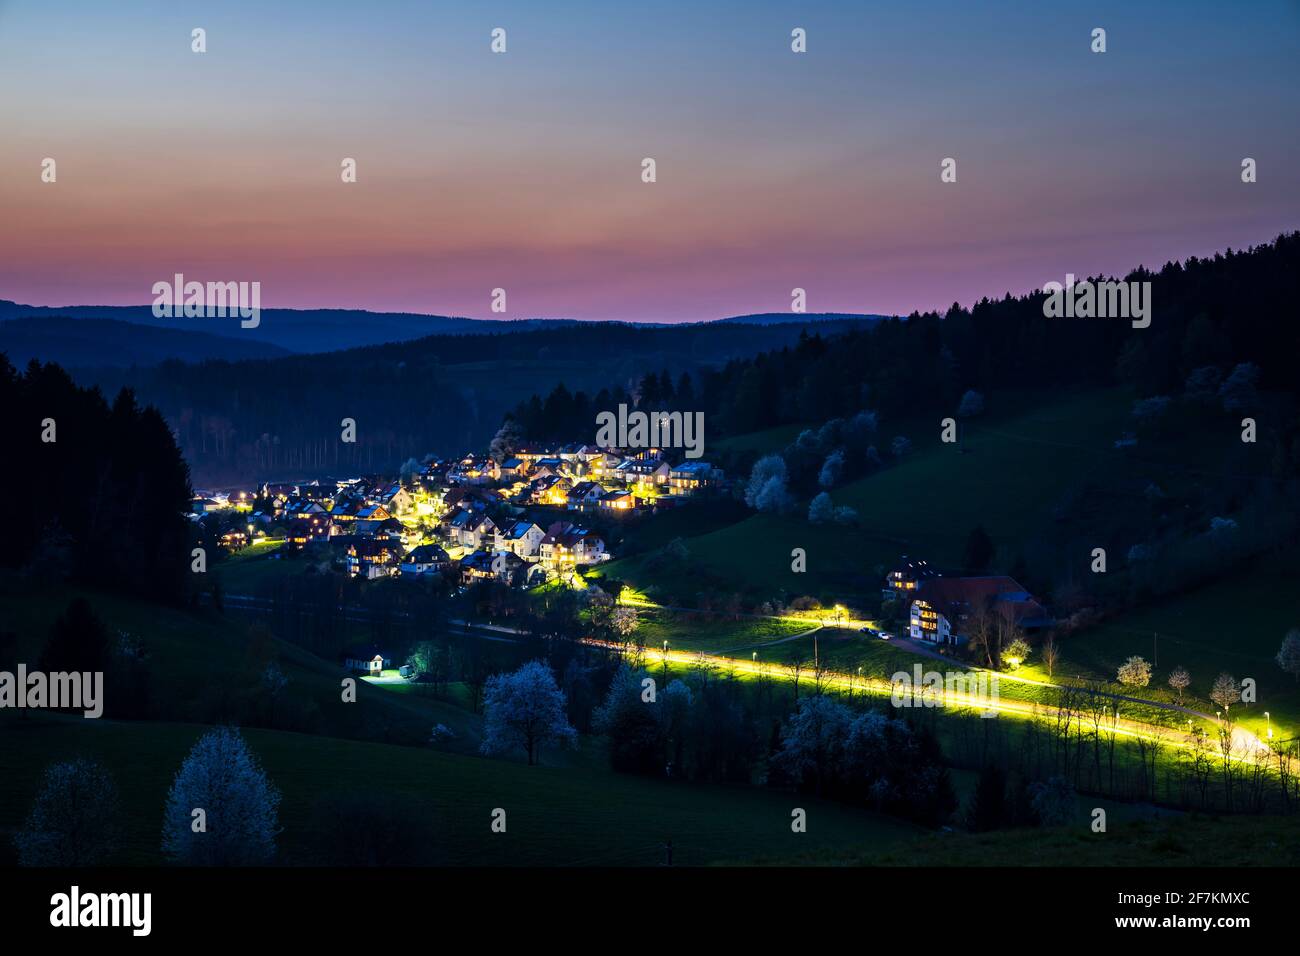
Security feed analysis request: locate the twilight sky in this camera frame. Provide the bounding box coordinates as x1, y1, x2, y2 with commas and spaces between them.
1, 0, 1298, 322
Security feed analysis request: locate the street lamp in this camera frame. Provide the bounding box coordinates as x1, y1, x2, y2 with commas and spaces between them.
1265, 711, 1273, 739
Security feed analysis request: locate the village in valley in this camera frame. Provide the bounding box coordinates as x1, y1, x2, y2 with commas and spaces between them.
191, 442, 723, 588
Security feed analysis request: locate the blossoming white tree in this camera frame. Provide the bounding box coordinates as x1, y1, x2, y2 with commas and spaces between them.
1167, 665, 1191, 702
14, 758, 120, 866
1116, 655, 1152, 688
1276, 630, 1300, 683
162, 726, 281, 865
480, 660, 577, 766
744, 455, 792, 513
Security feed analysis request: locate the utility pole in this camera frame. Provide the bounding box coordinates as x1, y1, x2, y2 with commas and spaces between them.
1153, 632, 1158, 668
661, 838, 674, 867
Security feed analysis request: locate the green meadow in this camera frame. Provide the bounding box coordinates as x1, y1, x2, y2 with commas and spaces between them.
1040, 548, 1300, 745
0, 587, 485, 754
610, 389, 1138, 601
0, 716, 918, 867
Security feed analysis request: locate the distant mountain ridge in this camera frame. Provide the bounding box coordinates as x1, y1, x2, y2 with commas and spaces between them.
0, 299, 506, 353
717, 312, 892, 325
0, 316, 292, 367
0, 298, 888, 368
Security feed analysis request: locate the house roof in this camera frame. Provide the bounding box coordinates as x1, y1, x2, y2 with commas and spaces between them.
349, 538, 399, 557
543, 527, 602, 549
915, 576, 1049, 626
461, 549, 520, 571
406, 544, 449, 563
531, 475, 570, 491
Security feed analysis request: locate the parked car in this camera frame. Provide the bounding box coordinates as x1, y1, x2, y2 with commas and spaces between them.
878, 632, 893, 640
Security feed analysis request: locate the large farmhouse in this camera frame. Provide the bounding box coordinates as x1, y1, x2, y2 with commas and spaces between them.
884, 564, 1052, 646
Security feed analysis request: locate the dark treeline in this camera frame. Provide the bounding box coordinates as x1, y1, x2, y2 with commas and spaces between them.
101, 353, 481, 484
0, 357, 192, 602
515, 233, 1300, 443
78, 318, 860, 485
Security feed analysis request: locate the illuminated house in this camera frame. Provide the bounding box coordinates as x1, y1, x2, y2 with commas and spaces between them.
379, 484, 415, 516
284, 499, 328, 519
352, 516, 406, 543
600, 490, 635, 511
219, 529, 248, 551
459, 549, 525, 585
494, 457, 528, 481
531, 457, 571, 479
667, 461, 719, 496
286, 515, 329, 551
558, 444, 615, 477
341, 645, 390, 675
567, 481, 608, 511
529, 474, 572, 506
882, 557, 941, 601
443, 487, 497, 512
494, 520, 546, 560
611, 455, 671, 486
539, 524, 609, 570
399, 544, 450, 576
346, 538, 402, 579
516, 445, 574, 468
446, 509, 497, 550
329, 496, 363, 522
354, 504, 391, 522
294, 482, 336, 510
908, 576, 1051, 646
449, 454, 493, 485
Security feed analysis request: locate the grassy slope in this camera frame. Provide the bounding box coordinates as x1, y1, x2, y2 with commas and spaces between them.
712, 423, 810, 454
1037, 548, 1300, 743
634, 608, 812, 653
614, 386, 1293, 736
0, 587, 485, 755
0, 716, 917, 867
610, 389, 1135, 600
754, 813, 1300, 866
